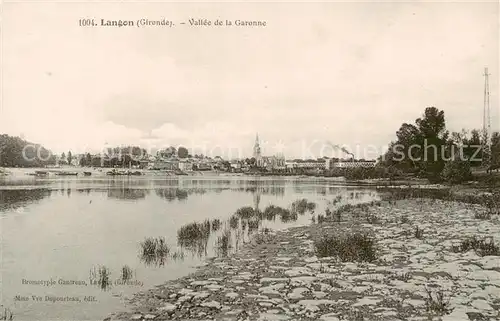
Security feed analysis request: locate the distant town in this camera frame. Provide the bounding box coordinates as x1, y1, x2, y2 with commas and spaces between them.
53, 134, 376, 174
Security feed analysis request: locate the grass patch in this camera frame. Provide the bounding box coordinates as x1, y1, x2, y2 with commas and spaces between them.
317, 214, 326, 223
314, 233, 377, 262
254, 228, 275, 245
474, 210, 492, 220
414, 226, 424, 239
366, 214, 380, 224
425, 287, 451, 316
291, 199, 316, 215
329, 204, 353, 222
451, 236, 500, 256
394, 272, 412, 282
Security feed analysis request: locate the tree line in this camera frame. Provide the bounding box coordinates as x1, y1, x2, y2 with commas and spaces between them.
380, 107, 500, 183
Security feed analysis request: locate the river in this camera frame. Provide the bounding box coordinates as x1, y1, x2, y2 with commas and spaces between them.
0, 169, 379, 320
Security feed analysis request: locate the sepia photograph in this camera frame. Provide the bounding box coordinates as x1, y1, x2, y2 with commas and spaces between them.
0, 1, 499, 320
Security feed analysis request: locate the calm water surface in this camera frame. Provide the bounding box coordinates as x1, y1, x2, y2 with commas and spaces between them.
0, 170, 379, 320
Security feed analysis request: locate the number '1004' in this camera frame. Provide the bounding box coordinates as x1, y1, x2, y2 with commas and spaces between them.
79, 19, 96, 27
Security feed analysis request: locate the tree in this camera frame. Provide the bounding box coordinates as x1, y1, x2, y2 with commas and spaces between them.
0, 134, 55, 167
67, 151, 72, 165
86, 153, 92, 166
442, 159, 472, 184
451, 129, 482, 167
178, 146, 189, 158
383, 107, 448, 181
159, 146, 177, 158
492, 132, 500, 166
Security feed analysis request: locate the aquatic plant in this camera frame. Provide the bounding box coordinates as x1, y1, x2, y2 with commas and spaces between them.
170, 250, 185, 261
0, 307, 13, 321
176, 221, 211, 258
140, 237, 171, 267
177, 222, 211, 244
229, 215, 239, 229
314, 233, 377, 262
235, 206, 258, 219
329, 195, 343, 206
211, 218, 222, 231
89, 265, 112, 290
121, 265, 134, 282
291, 199, 316, 215
247, 219, 260, 232
263, 205, 292, 221
216, 229, 231, 257
317, 214, 326, 224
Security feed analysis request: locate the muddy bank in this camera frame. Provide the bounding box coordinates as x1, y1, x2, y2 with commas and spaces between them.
107, 199, 500, 321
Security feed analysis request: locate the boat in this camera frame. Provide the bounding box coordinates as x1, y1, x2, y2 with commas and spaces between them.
107, 169, 142, 176
35, 170, 49, 177
83, 171, 92, 176
55, 171, 78, 176
106, 169, 126, 176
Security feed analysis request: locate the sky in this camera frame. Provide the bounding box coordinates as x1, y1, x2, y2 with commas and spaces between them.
1, 1, 499, 160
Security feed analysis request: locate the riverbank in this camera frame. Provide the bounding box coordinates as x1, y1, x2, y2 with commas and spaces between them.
107, 196, 500, 321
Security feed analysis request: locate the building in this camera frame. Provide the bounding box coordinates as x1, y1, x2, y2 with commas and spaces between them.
253, 134, 286, 169
153, 158, 179, 170
179, 160, 193, 171
325, 159, 376, 169
286, 160, 326, 170
253, 134, 262, 165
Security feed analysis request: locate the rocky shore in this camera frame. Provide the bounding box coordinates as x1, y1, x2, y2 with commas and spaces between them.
108, 199, 500, 321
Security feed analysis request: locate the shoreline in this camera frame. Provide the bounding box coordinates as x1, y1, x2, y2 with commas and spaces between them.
107, 196, 500, 321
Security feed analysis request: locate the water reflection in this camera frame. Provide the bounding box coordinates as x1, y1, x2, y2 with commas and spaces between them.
89, 265, 112, 291
0, 189, 52, 211
107, 188, 149, 200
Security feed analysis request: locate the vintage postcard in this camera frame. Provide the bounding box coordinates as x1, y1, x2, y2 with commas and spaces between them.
1, 1, 499, 321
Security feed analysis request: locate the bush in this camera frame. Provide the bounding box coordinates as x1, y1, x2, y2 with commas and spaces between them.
314, 233, 377, 262
451, 236, 500, 256
425, 287, 451, 315
441, 159, 472, 184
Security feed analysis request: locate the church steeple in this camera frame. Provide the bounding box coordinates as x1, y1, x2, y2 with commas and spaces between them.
253, 133, 261, 158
